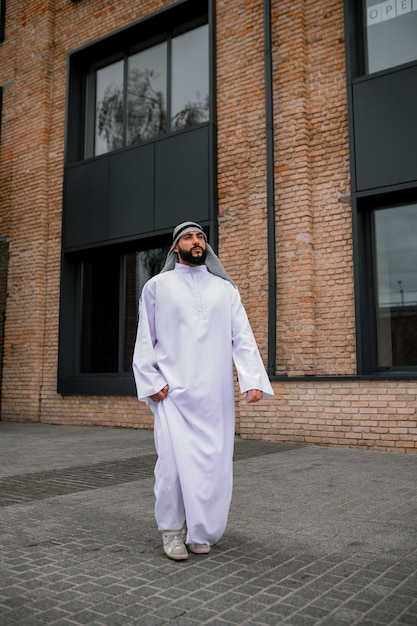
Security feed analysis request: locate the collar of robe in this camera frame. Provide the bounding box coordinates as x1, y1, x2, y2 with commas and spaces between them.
160, 244, 237, 288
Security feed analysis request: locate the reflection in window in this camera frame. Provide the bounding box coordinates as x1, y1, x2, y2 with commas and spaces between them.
123, 247, 168, 371
127, 42, 167, 145
95, 60, 124, 156
365, 1, 417, 73
86, 22, 209, 157
79, 245, 169, 374
171, 24, 209, 130
373, 204, 417, 367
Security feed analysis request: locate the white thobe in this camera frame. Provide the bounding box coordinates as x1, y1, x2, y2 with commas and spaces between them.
133, 263, 273, 546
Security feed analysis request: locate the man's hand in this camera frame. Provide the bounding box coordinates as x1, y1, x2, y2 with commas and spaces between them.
149, 385, 169, 402
243, 389, 263, 403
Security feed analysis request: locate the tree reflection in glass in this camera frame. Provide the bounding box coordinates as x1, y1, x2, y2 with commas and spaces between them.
94, 24, 209, 153
95, 59, 124, 155
127, 42, 167, 144
171, 24, 209, 131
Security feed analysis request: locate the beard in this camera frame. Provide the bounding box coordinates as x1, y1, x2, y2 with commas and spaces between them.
177, 244, 207, 266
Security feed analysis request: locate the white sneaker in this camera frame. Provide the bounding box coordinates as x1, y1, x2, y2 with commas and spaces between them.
188, 543, 210, 554
162, 531, 188, 561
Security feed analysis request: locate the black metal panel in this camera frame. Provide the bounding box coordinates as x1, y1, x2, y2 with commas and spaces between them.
58, 376, 136, 396
353, 65, 417, 192
108, 145, 155, 240
64, 159, 109, 248
63, 125, 211, 250
154, 126, 210, 230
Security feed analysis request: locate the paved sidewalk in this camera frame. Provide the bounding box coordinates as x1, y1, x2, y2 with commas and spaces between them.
0, 422, 417, 626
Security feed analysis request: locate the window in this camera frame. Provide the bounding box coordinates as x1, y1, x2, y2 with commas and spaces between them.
127, 41, 167, 145
85, 22, 209, 158
59, 240, 169, 392
357, 197, 417, 375
372, 203, 417, 369
80, 249, 120, 373
345, 2, 417, 375
170, 25, 209, 130
80, 244, 169, 375
364, 0, 417, 73
91, 58, 124, 156
60, 0, 215, 394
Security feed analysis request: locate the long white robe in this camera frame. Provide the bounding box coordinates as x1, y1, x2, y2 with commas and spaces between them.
133, 263, 273, 545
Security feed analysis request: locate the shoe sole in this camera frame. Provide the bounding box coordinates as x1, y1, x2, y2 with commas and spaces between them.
188, 545, 210, 554
165, 551, 188, 561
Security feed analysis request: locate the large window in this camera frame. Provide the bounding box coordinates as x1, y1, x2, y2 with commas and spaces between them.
358, 198, 417, 375
81, 244, 169, 375
364, 1, 417, 73
345, 2, 417, 376
372, 203, 417, 369
85, 22, 209, 158
60, 241, 169, 391
60, 0, 215, 394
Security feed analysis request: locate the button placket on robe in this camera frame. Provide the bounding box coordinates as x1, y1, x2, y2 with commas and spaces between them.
191, 271, 206, 320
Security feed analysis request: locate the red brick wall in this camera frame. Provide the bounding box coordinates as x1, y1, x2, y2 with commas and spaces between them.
270, 0, 355, 377
239, 381, 417, 452
0, 0, 416, 452
0, 0, 54, 422
216, 0, 270, 359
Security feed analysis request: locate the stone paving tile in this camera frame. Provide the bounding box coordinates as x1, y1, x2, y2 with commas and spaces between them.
0, 439, 297, 508
1, 427, 417, 625
1, 525, 417, 626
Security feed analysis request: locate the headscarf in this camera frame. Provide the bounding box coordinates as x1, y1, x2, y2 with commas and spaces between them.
160, 221, 236, 288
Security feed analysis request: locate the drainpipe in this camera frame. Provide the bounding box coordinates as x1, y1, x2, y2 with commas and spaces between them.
264, 0, 277, 377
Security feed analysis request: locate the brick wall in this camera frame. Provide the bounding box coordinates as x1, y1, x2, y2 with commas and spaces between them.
271, 0, 355, 377
239, 381, 417, 452
0, 0, 416, 452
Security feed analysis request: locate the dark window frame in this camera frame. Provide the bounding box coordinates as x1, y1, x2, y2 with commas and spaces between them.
345, 0, 417, 79
84, 19, 209, 159
66, 0, 211, 165
345, 0, 417, 378
363, 0, 417, 75
0, 0, 5, 43
59, 0, 217, 395
354, 188, 417, 376
58, 235, 171, 396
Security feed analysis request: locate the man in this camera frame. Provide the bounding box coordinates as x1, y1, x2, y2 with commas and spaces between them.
133, 221, 273, 561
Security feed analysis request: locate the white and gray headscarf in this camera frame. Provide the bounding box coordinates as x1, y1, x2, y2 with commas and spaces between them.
160, 221, 236, 288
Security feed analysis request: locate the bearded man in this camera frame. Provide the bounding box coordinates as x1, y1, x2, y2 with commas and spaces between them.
133, 221, 273, 560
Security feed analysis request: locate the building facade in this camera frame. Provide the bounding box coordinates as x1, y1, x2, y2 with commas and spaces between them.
0, 0, 416, 451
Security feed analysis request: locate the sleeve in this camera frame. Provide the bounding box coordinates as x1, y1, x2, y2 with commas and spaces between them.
230, 287, 274, 399
132, 279, 168, 404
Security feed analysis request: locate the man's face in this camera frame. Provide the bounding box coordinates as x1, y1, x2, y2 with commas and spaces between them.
174, 231, 207, 266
